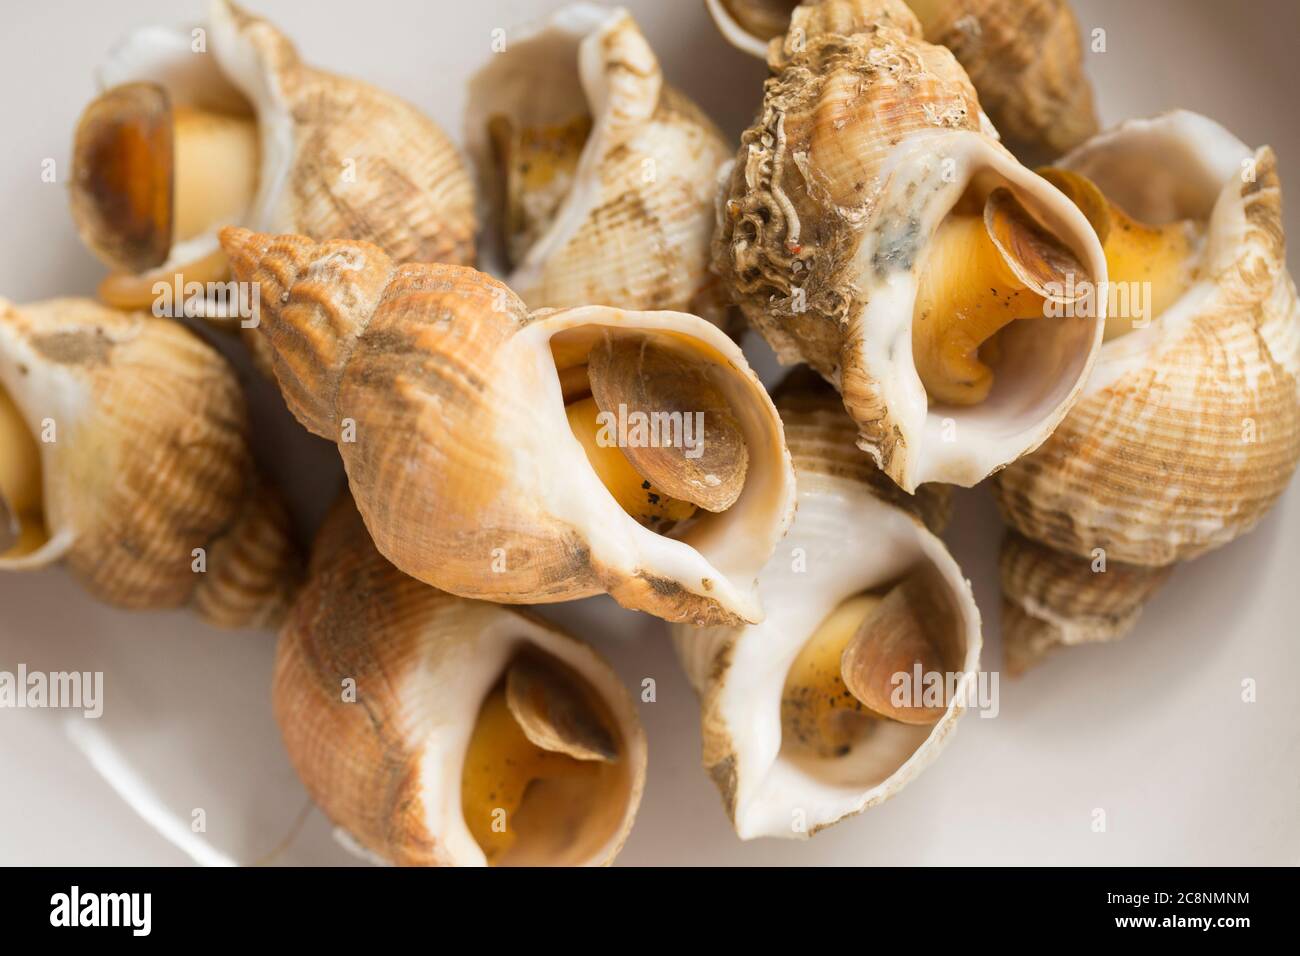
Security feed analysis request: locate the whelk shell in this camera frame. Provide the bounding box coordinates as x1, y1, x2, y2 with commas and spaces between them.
0, 297, 298, 628
465, 4, 733, 324
712, 0, 1107, 491
672, 371, 981, 839
274, 497, 646, 866
706, 0, 1099, 157
220, 226, 796, 625
70, 0, 476, 364
992, 112, 1300, 673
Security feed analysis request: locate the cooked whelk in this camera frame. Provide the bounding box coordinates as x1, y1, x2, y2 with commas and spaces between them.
275, 497, 646, 866
466, 5, 731, 323
708, 0, 1099, 157
712, 0, 1107, 490
0, 297, 298, 628
70, 0, 476, 340
220, 226, 795, 625
992, 112, 1300, 671
586, 332, 749, 512
673, 372, 981, 839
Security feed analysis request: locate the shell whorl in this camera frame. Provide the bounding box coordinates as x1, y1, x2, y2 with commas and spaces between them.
999, 530, 1173, 675
222, 226, 524, 441
214, 0, 477, 268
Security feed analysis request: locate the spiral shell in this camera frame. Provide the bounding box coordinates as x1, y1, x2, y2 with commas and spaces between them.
71, 0, 476, 367
712, 0, 1106, 491
221, 226, 796, 625
465, 4, 732, 324
672, 371, 981, 839
274, 496, 646, 866
706, 0, 1099, 157
0, 297, 298, 628
992, 112, 1300, 670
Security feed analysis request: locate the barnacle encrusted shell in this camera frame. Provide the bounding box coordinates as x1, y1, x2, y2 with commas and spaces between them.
465, 4, 732, 323
992, 112, 1300, 671
706, 0, 1099, 157
274, 496, 646, 866
0, 297, 298, 628
72, 0, 476, 365
672, 372, 981, 839
712, 0, 1107, 491
221, 226, 796, 625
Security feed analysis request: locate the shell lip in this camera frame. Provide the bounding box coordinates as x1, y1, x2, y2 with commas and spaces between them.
852, 129, 1108, 491
695, 469, 982, 840
463, 4, 655, 290
520, 304, 796, 624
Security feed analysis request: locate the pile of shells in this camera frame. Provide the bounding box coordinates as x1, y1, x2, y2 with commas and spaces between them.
4, 0, 1295, 865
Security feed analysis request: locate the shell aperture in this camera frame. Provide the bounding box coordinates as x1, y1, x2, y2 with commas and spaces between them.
461, 652, 622, 865
1039, 168, 1205, 341
912, 188, 1093, 406
781, 569, 955, 758
71, 82, 260, 309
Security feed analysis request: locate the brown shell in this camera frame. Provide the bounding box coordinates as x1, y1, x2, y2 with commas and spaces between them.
0, 298, 299, 628
217, 1, 475, 268
273, 496, 646, 866
222, 227, 795, 625
998, 530, 1173, 676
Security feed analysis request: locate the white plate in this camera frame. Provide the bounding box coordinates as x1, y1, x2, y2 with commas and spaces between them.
1, 0, 1297, 866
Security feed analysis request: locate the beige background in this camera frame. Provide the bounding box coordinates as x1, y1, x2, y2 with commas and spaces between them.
0, 0, 1296, 865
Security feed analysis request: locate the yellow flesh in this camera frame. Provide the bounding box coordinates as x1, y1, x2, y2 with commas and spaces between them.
781, 594, 883, 758
96, 106, 257, 310
0, 385, 46, 557
912, 213, 1046, 406
488, 114, 592, 268
460, 685, 602, 864
1099, 206, 1201, 341
565, 395, 697, 530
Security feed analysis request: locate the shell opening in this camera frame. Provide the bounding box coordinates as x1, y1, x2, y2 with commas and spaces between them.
0, 382, 47, 559
460, 648, 628, 866
488, 112, 592, 270
70, 82, 260, 309
912, 184, 1094, 406
554, 328, 751, 534
1039, 168, 1207, 342
780, 565, 960, 760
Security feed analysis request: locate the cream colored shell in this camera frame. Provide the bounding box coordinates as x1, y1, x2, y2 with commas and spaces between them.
81, 0, 476, 371
274, 497, 646, 866
221, 226, 796, 626
712, 0, 1107, 491
0, 297, 298, 628
706, 0, 1099, 157
672, 375, 981, 839
465, 4, 732, 323
993, 112, 1300, 670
